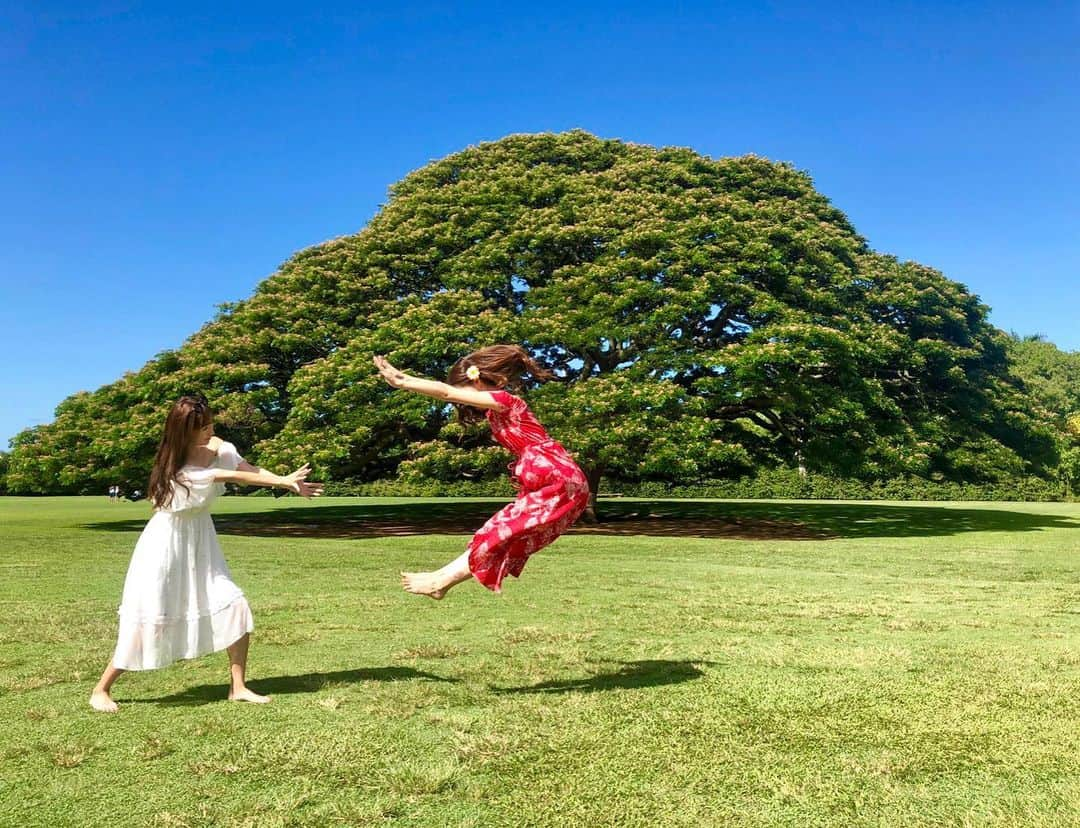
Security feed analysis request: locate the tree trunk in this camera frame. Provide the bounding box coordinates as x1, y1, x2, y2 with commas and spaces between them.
580, 465, 604, 524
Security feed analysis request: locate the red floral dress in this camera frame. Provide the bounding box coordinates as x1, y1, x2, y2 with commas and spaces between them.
467, 390, 590, 591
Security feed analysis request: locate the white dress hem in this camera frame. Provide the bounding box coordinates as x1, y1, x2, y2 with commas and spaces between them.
112, 594, 255, 671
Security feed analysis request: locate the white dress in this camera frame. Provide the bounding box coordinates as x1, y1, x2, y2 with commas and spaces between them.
112, 441, 254, 671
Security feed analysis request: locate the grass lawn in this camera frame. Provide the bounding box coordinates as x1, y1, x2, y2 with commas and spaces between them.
1, 495, 1078, 827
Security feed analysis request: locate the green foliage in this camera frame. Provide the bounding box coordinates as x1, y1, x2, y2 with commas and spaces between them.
3, 131, 1059, 493
1005, 335, 1080, 492
321, 477, 515, 498
1005, 334, 1080, 426
319, 470, 1066, 503
600, 468, 1066, 502
1059, 446, 1080, 494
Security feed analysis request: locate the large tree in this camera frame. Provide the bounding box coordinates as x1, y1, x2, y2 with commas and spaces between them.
1005, 334, 1080, 427
1005, 334, 1080, 491
4, 131, 1057, 506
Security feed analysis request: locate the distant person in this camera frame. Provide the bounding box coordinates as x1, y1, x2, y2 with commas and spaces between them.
374, 346, 589, 599
108, 484, 118, 502
125, 489, 142, 502
89, 394, 324, 713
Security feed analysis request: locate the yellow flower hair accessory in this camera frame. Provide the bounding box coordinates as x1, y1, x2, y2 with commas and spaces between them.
466, 365, 481, 381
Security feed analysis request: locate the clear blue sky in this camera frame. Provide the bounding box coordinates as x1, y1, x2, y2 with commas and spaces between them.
2, 1, 1078, 447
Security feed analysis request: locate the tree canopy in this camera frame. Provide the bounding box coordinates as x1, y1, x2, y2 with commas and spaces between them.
1005, 334, 1080, 491
2, 131, 1059, 497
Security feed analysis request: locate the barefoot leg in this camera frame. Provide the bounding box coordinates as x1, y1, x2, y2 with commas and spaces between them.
226, 634, 270, 704
89, 663, 125, 713
402, 550, 473, 599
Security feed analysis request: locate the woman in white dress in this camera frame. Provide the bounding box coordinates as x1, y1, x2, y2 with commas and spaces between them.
89, 395, 323, 713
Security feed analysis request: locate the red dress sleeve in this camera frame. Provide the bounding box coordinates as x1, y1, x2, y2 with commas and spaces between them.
488, 390, 523, 411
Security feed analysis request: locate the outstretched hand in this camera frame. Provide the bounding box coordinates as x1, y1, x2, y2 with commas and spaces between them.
374, 355, 408, 389
280, 464, 324, 498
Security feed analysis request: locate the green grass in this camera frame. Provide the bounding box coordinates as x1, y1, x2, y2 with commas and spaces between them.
1, 495, 1079, 827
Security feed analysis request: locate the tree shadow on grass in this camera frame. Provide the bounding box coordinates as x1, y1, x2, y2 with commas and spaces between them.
83, 499, 1080, 541
139, 666, 456, 707
491, 659, 708, 694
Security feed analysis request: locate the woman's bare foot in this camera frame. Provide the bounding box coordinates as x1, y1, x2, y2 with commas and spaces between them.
228, 687, 271, 704
89, 689, 119, 713
401, 571, 447, 600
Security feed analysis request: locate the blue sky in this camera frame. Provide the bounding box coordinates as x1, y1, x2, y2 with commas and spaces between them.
2, 1, 1078, 446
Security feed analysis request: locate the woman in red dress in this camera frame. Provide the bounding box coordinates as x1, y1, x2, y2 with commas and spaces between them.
374, 346, 590, 598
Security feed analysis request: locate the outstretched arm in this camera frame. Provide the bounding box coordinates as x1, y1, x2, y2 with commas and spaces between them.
374, 355, 504, 410
211, 464, 324, 498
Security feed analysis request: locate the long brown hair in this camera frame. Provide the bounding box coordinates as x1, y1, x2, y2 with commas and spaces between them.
448, 345, 554, 423
148, 395, 212, 509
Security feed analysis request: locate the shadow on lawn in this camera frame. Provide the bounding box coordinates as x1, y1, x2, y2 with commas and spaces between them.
83, 499, 1080, 541
492, 659, 708, 694
140, 666, 455, 706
